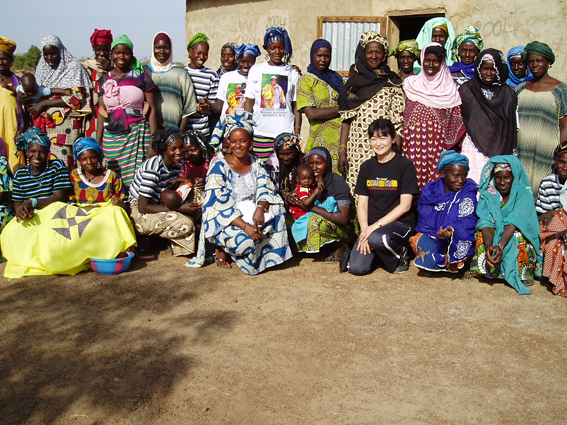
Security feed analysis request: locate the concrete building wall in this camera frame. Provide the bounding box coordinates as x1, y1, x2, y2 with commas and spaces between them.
186, 0, 566, 81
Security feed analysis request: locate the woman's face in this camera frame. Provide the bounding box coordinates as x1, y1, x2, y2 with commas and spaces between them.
364, 41, 385, 70
277, 147, 297, 167
26, 144, 49, 169
267, 40, 285, 65
0, 51, 13, 74
186, 144, 203, 164
494, 169, 514, 197
94, 42, 111, 61
397, 51, 417, 73
221, 138, 231, 156
228, 128, 252, 159
308, 153, 327, 178
431, 28, 447, 44
221, 47, 236, 70
154, 39, 172, 64
164, 139, 184, 164
369, 131, 394, 157
555, 153, 567, 181
423, 53, 442, 76
112, 44, 133, 69
237, 53, 256, 76
189, 42, 209, 68
442, 164, 468, 192
313, 47, 331, 72
479, 60, 497, 84
509, 56, 527, 79
458, 41, 479, 65
78, 149, 100, 174
527, 53, 551, 78
43, 45, 61, 69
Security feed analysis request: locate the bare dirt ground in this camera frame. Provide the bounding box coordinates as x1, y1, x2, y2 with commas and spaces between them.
1, 249, 566, 425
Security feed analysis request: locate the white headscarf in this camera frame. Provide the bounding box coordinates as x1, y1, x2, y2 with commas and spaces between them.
36, 34, 93, 89
149, 32, 175, 73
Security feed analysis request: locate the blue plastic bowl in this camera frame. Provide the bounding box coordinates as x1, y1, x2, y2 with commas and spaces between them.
90, 251, 135, 275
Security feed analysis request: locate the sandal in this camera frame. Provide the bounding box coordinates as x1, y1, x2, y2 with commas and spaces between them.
215, 258, 232, 269
461, 271, 474, 282
136, 248, 155, 260
325, 254, 342, 264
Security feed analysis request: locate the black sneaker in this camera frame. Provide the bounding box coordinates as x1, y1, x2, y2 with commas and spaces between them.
393, 247, 409, 274
339, 247, 351, 273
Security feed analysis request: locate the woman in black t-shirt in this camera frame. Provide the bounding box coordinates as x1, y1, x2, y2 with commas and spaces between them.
346, 119, 420, 275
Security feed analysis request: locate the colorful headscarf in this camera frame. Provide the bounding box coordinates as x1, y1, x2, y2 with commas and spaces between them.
0, 36, 16, 56
506, 46, 533, 89
149, 32, 175, 73
451, 26, 484, 63
111, 34, 144, 75
403, 42, 462, 109
235, 43, 261, 58
338, 31, 402, 112
415, 18, 457, 69
493, 163, 512, 174
187, 33, 209, 51
151, 129, 180, 154
390, 39, 420, 58
72, 137, 102, 160
90, 29, 113, 48
553, 143, 567, 160
16, 127, 51, 152
36, 34, 93, 90
274, 133, 301, 151
180, 130, 210, 162
523, 41, 555, 63
263, 27, 292, 61
225, 110, 256, 137
217, 42, 238, 76
437, 150, 469, 172
307, 39, 344, 94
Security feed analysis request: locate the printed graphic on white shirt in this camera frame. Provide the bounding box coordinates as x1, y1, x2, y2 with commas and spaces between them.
261, 74, 288, 109
226, 82, 247, 115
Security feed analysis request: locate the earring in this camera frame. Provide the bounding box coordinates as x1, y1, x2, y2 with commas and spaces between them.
97, 162, 101, 169
265, 54, 270, 61
548, 64, 552, 69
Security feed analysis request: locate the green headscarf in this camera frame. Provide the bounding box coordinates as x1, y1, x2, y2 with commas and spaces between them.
111, 34, 144, 75
451, 25, 484, 63
523, 41, 555, 63
390, 39, 420, 58
476, 155, 541, 295
187, 33, 209, 51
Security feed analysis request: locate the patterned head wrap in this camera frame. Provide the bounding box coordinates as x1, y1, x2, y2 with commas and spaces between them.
17, 127, 51, 152
437, 150, 469, 172
220, 42, 237, 57
90, 29, 113, 48
360, 31, 388, 51
263, 27, 292, 61
390, 39, 420, 58
506, 46, 533, 89
151, 129, 180, 154
36, 34, 93, 90
180, 130, 210, 162
73, 137, 102, 160
234, 43, 261, 58
451, 26, 484, 63
523, 41, 555, 64
225, 110, 256, 138
111, 34, 144, 75
553, 143, 567, 160
187, 33, 209, 51
0, 36, 16, 56
433, 24, 449, 34
493, 163, 512, 174
274, 133, 301, 152
217, 42, 238, 76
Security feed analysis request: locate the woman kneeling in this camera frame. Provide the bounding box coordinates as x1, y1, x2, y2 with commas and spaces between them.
347, 119, 420, 275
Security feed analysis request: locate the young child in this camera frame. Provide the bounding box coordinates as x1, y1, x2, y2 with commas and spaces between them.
160, 189, 183, 210
16, 73, 71, 105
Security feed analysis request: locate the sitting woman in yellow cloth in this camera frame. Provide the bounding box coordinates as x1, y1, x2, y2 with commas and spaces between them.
1, 128, 136, 278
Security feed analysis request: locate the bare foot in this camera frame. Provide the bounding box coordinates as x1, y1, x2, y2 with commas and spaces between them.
216, 248, 232, 269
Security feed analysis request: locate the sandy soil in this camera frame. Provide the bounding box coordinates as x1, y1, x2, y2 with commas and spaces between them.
1, 249, 566, 425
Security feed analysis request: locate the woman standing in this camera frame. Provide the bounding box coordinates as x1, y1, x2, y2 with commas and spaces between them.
144, 32, 197, 132
244, 27, 301, 160
338, 31, 405, 193
0, 36, 26, 172
402, 42, 466, 189
449, 26, 484, 88
516, 41, 567, 194
216, 42, 238, 77
459, 48, 518, 184
297, 39, 343, 172
97, 35, 157, 186
187, 113, 292, 273
83, 29, 113, 138
415, 17, 457, 72
506, 46, 533, 90
390, 39, 420, 80
30, 35, 93, 167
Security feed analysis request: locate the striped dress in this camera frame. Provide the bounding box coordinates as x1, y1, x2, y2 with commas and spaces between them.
12, 159, 72, 202
184, 66, 219, 140
516, 82, 567, 195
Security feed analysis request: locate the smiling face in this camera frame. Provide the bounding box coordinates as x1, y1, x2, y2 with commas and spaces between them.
221, 47, 236, 71
313, 47, 331, 72
164, 139, 184, 165
441, 164, 468, 192
479, 60, 497, 84
308, 153, 327, 179
397, 51, 417, 74
228, 128, 252, 160
277, 147, 297, 167
267, 40, 285, 65
94, 42, 111, 62
43, 45, 61, 69
423, 53, 442, 76
369, 131, 394, 158
494, 169, 514, 197
509, 56, 527, 79
555, 153, 567, 182
112, 44, 133, 70
431, 28, 447, 45
364, 41, 385, 70
458, 41, 479, 65
26, 144, 49, 171
154, 39, 171, 64
189, 42, 209, 68
78, 149, 101, 174
237, 53, 256, 76
527, 53, 551, 78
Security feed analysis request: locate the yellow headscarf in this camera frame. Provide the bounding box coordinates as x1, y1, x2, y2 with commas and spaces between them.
0, 36, 16, 56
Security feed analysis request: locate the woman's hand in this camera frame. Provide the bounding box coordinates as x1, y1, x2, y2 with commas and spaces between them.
97, 56, 112, 72
16, 91, 32, 105
539, 210, 557, 227
178, 202, 202, 218
197, 97, 211, 115
357, 223, 380, 255
30, 101, 47, 117
15, 200, 35, 221
356, 238, 372, 255
194, 178, 205, 191
111, 195, 127, 210
285, 191, 302, 206
338, 151, 348, 175
437, 226, 453, 240
253, 205, 266, 236
486, 244, 503, 268
243, 222, 263, 241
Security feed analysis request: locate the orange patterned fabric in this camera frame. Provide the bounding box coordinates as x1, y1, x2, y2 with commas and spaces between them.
539, 207, 567, 297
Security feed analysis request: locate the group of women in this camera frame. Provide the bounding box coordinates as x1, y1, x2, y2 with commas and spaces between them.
0, 19, 565, 297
